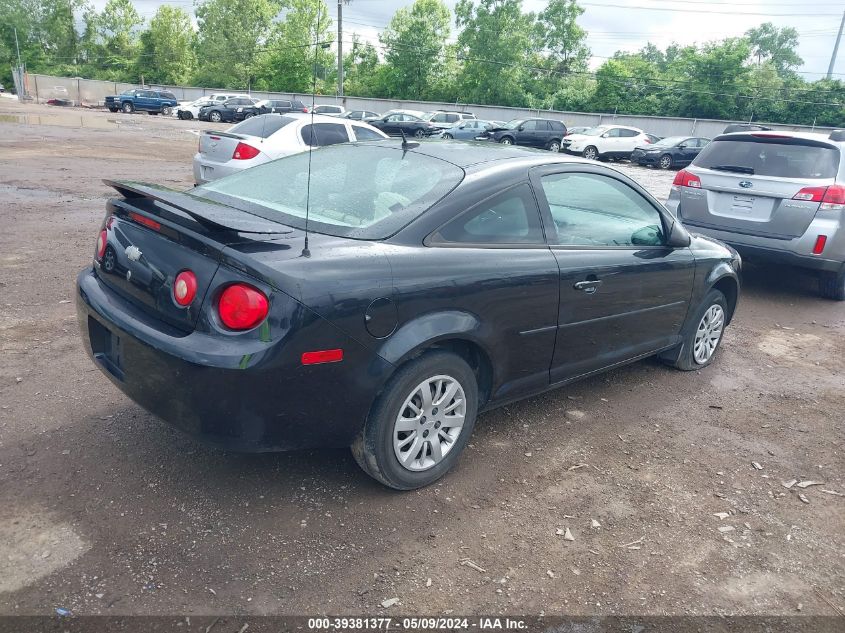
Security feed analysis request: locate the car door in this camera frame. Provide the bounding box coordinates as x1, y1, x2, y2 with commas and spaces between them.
423, 183, 560, 400
598, 127, 621, 156
136, 90, 155, 111
676, 138, 699, 166
379, 114, 402, 135
617, 128, 641, 156
530, 164, 696, 383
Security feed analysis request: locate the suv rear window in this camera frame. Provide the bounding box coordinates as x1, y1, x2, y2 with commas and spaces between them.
230, 114, 296, 138
160, 92, 177, 100
192, 144, 464, 239
695, 137, 840, 179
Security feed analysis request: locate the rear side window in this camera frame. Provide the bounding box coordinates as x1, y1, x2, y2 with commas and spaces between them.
160, 92, 176, 100
353, 126, 385, 141
694, 138, 839, 179
302, 123, 350, 146
193, 144, 465, 239
433, 184, 544, 245
230, 115, 296, 138
619, 129, 639, 137
549, 121, 566, 131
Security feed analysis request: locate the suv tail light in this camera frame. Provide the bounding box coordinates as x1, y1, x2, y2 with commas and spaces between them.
673, 169, 701, 188
793, 185, 845, 209
217, 283, 269, 330
232, 142, 260, 160
96, 230, 107, 260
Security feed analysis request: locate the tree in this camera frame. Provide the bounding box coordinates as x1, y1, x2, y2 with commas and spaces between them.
746, 23, 803, 75
673, 38, 752, 120
455, 0, 537, 107
137, 6, 196, 85
194, 0, 282, 89
378, 0, 451, 100
591, 54, 663, 115
96, 0, 143, 79
537, 0, 589, 74
254, 0, 333, 93
342, 34, 381, 97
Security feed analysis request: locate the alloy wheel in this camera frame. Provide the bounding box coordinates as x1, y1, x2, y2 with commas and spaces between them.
414, 129, 426, 138
549, 141, 561, 152
210, 111, 222, 123
500, 137, 513, 145
659, 155, 672, 169
393, 375, 467, 472
583, 146, 597, 160
693, 305, 725, 364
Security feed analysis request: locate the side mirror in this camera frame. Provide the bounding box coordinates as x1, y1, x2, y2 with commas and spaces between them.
518, 125, 525, 131
666, 219, 692, 248
677, 143, 687, 149
601, 132, 611, 138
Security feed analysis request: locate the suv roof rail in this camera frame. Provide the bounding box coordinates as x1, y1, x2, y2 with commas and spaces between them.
830, 130, 845, 142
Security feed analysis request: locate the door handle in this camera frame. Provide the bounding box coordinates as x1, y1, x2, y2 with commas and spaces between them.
574, 280, 603, 294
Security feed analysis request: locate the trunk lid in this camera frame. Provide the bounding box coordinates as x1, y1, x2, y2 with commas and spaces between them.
97, 181, 293, 332
680, 135, 840, 239
199, 130, 245, 163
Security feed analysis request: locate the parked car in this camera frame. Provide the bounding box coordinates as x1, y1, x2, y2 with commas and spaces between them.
105, 89, 178, 115
236, 99, 309, 120
193, 113, 388, 184
368, 111, 438, 138
340, 110, 381, 121
0, 83, 5, 93
562, 125, 651, 161
666, 129, 845, 300
197, 97, 259, 123
645, 133, 662, 144
723, 123, 771, 134
481, 118, 567, 152
423, 111, 477, 130
437, 120, 505, 141
564, 126, 590, 137
311, 104, 345, 116
176, 97, 215, 120
79, 140, 740, 489
631, 136, 711, 170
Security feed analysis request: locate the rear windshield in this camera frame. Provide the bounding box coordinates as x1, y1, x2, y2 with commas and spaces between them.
192, 144, 464, 239
695, 138, 839, 179
230, 114, 296, 138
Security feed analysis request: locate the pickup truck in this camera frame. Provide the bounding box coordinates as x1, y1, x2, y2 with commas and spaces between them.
105, 89, 178, 115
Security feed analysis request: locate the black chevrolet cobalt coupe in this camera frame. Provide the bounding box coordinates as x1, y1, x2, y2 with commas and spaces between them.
77, 140, 741, 489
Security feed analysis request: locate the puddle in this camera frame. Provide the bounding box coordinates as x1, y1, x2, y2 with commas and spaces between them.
0, 113, 140, 129
0, 506, 90, 593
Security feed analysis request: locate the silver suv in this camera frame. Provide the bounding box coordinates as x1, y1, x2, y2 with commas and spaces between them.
666, 130, 845, 300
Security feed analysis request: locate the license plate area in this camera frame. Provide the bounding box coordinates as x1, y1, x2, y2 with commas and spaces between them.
88, 316, 125, 380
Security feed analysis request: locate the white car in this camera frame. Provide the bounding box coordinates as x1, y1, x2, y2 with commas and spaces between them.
193, 113, 389, 184
176, 93, 253, 119
311, 104, 345, 116
562, 125, 651, 161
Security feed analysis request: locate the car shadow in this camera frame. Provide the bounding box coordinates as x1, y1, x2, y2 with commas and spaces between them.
738, 261, 825, 301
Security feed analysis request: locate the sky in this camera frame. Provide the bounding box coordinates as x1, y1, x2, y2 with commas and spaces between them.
95, 0, 844, 79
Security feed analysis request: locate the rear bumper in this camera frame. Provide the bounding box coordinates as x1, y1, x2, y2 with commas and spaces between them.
76, 267, 392, 452
682, 223, 844, 273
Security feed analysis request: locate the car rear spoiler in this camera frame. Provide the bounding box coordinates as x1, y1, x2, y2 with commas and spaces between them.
201, 130, 245, 141
103, 180, 292, 234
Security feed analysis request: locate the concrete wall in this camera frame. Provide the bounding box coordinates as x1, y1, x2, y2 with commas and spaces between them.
25, 72, 836, 138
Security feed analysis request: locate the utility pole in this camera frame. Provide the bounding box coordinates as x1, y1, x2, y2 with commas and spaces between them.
828, 10, 845, 79
337, 0, 345, 97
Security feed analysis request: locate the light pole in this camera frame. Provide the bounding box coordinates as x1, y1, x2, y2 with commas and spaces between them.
337, 0, 350, 97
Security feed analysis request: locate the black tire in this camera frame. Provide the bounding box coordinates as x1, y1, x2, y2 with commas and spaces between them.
414, 128, 426, 138
244, 112, 256, 119
209, 110, 222, 123
351, 351, 479, 490
668, 289, 728, 371
442, 133, 453, 140
658, 154, 673, 170
583, 145, 598, 160
161, 106, 172, 116
499, 136, 514, 145
820, 269, 845, 301
122, 102, 134, 114
547, 139, 561, 153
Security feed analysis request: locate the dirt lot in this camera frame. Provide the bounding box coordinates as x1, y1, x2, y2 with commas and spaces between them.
0, 99, 843, 619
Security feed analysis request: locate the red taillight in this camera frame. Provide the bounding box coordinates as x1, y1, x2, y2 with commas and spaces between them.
821, 184, 845, 209
232, 142, 260, 160
644, 138, 653, 144
793, 185, 845, 209
173, 270, 197, 306
302, 107, 309, 113
813, 235, 828, 255
673, 169, 701, 188
301, 349, 344, 365
96, 230, 107, 259
217, 284, 269, 330
129, 212, 161, 231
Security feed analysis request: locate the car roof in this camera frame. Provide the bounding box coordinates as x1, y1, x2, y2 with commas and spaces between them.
263, 112, 369, 125
356, 139, 597, 171
715, 130, 843, 147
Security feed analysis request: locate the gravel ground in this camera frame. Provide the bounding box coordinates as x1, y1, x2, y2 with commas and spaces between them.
0, 99, 843, 618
